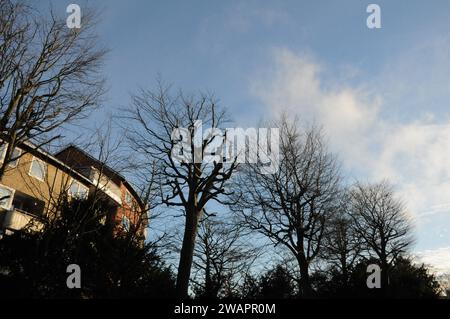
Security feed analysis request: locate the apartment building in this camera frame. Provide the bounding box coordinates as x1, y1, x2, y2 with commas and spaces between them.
0, 141, 146, 238
55, 145, 147, 237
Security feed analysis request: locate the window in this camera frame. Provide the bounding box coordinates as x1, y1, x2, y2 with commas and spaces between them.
0, 143, 5, 161
29, 157, 47, 181
121, 215, 130, 231
68, 180, 89, 199
8, 148, 22, 167
125, 190, 133, 206
0, 184, 14, 210
0, 143, 21, 167
12, 190, 45, 216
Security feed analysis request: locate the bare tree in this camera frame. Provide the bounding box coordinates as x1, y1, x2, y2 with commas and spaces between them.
321, 192, 363, 283
0, 0, 106, 179
124, 83, 238, 297
348, 181, 414, 290
191, 216, 258, 299
231, 117, 341, 297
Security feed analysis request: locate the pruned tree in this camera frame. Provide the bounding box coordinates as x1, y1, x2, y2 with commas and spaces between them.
231, 117, 341, 297
124, 82, 238, 297
0, 0, 106, 179
191, 216, 258, 299
348, 181, 414, 291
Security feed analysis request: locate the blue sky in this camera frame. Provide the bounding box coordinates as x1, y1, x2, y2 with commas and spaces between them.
38, 1, 450, 273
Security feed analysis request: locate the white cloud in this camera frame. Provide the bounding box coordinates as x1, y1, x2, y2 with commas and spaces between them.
375, 123, 450, 221
251, 47, 450, 251
416, 247, 450, 275
252, 49, 380, 170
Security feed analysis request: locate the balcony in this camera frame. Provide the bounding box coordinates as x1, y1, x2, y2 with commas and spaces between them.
79, 166, 122, 204
1, 208, 44, 233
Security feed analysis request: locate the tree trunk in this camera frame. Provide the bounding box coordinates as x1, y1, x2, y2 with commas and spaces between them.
380, 243, 389, 297
296, 254, 314, 298
176, 209, 200, 298
204, 246, 214, 298
0, 136, 15, 180
380, 257, 389, 297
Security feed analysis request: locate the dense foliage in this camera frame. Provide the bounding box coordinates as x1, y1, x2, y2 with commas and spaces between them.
0, 198, 175, 298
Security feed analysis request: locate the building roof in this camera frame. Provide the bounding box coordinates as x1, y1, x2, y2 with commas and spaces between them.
54, 144, 145, 210
5, 138, 94, 189
1, 136, 145, 211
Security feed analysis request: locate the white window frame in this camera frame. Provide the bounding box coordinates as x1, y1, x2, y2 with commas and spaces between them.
68, 179, 89, 199
0, 183, 15, 210
125, 190, 133, 206
0, 143, 21, 167
28, 156, 47, 182
8, 147, 22, 168
0, 143, 6, 162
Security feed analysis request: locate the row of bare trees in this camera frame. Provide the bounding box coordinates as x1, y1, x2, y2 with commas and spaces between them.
229, 117, 412, 297
123, 83, 415, 298
0, 1, 417, 298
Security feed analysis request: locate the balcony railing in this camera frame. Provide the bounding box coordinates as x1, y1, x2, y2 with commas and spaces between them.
1, 208, 44, 232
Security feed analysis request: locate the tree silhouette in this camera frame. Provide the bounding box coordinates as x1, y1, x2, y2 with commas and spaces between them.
0, 196, 175, 298
0, 1, 106, 179
124, 83, 238, 298
232, 117, 341, 297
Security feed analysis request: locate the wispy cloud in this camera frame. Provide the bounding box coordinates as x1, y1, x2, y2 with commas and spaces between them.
416, 247, 450, 274
224, 2, 293, 32
251, 49, 380, 169
251, 44, 450, 256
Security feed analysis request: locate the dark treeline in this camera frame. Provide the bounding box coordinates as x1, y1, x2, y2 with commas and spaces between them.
0, 1, 444, 299
0, 196, 175, 298
0, 86, 442, 298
